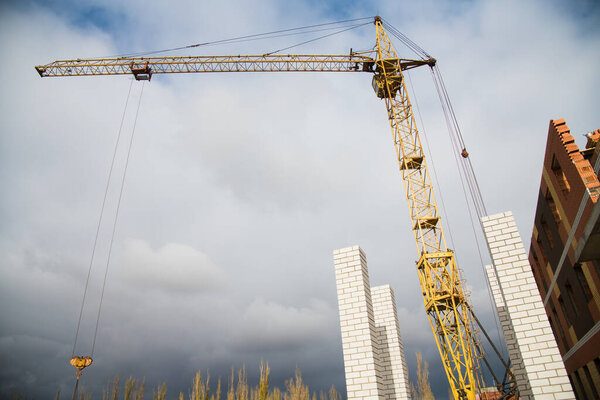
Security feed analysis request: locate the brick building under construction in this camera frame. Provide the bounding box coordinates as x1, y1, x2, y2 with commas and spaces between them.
528, 118, 600, 399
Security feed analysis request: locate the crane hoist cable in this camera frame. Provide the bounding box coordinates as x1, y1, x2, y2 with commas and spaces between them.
69, 79, 133, 398
382, 19, 489, 222
430, 65, 487, 219
404, 71, 457, 250
429, 63, 516, 394
386, 15, 499, 357
403, 76, 489, 392
385, 18, 512, 392
91, 82, 145, 358
382, 18, 488, 220
71, 78, 134, 359
70, 81, 145, 400
427, 63, 508, 367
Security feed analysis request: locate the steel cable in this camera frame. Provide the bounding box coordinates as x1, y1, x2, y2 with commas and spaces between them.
100, 17, 374, 59
264, 22, 371, 55
383, 16, 505, 363
430, 66, 506, 361
91, 81, 145, 357
71, 78, 134, 357
381, 19, 431, 60
405, 71, 457, 250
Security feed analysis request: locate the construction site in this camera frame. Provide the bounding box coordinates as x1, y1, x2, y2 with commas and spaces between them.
1, 2, 599, 400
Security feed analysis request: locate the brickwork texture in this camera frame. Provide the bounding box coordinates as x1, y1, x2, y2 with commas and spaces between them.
334, 246, 410, 400
372, 285, 411, 400
482, 212, 575, 400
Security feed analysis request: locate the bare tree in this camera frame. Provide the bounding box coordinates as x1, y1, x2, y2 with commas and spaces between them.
415, 352, 434, 400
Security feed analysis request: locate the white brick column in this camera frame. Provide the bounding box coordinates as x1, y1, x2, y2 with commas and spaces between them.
334, 246, 384, 399
485, 264, 529, 395
371, 285, 411, 400
482, 212, 575, 400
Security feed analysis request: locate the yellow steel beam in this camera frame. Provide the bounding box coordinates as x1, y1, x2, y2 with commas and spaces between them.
35, 54, 434, 79
373, 17, 482, 400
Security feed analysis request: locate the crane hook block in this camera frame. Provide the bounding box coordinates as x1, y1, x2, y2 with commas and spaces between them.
70, 356, 93, 371
461, 148, 469, 158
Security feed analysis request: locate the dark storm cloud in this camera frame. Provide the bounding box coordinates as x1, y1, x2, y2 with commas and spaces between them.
1, 1, 599, 399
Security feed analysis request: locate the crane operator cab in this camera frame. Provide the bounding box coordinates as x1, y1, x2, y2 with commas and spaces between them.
372, 73, 403, 99
372, 58, 403, 99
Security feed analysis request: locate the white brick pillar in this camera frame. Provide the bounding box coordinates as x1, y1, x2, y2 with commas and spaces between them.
482, 212, 575, 400
485, 264, 529, 395
371, 285, 411, 400
334, 246, 385, 399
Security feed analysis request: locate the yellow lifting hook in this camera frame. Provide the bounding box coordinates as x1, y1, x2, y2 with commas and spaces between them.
70, 356, 92, 400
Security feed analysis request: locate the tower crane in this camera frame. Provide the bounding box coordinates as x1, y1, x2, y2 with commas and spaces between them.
36, 16, 505, 400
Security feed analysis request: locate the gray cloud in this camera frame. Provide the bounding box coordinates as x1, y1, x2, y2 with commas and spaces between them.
232, 298, 336, 352
117, 239, 226, 293
1, 0, 599, 399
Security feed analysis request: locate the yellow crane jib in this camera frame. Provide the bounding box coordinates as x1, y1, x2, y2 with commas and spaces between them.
34, 54, 434, 79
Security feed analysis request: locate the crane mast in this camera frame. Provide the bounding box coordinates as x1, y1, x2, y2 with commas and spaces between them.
372, 17, 480, 399
36, 17, 484, 399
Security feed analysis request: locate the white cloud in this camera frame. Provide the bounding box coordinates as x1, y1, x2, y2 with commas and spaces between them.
117, 239, 226, 292
233, 297, 336, 352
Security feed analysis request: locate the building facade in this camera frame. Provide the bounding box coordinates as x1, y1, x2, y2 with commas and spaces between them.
528, 119, 600, 399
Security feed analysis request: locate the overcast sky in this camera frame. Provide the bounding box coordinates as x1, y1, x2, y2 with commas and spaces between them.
1, 0, 599, 398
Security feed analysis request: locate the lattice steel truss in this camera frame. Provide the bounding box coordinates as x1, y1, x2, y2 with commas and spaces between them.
35, 18, 484, 399
35, 54, 433, 79
373, 18, 481, 399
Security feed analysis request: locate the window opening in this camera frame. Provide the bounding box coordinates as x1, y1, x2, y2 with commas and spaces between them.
558, 296, 572, 326
535, 241, 550, 274
583, 365, 599, 399
568, 376, 577, 399
565, 282, 580, 316
592, 260, 600, 281
552, 306, 567, 348
545, 188, 561, 224
574, 264, 592, 303
549, 314, 560, 343
574, 370, 589, 400
531, 250, 549, 293
594, 358, 600, 386
541, 216, 555, 249
551, 155, 571, 196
